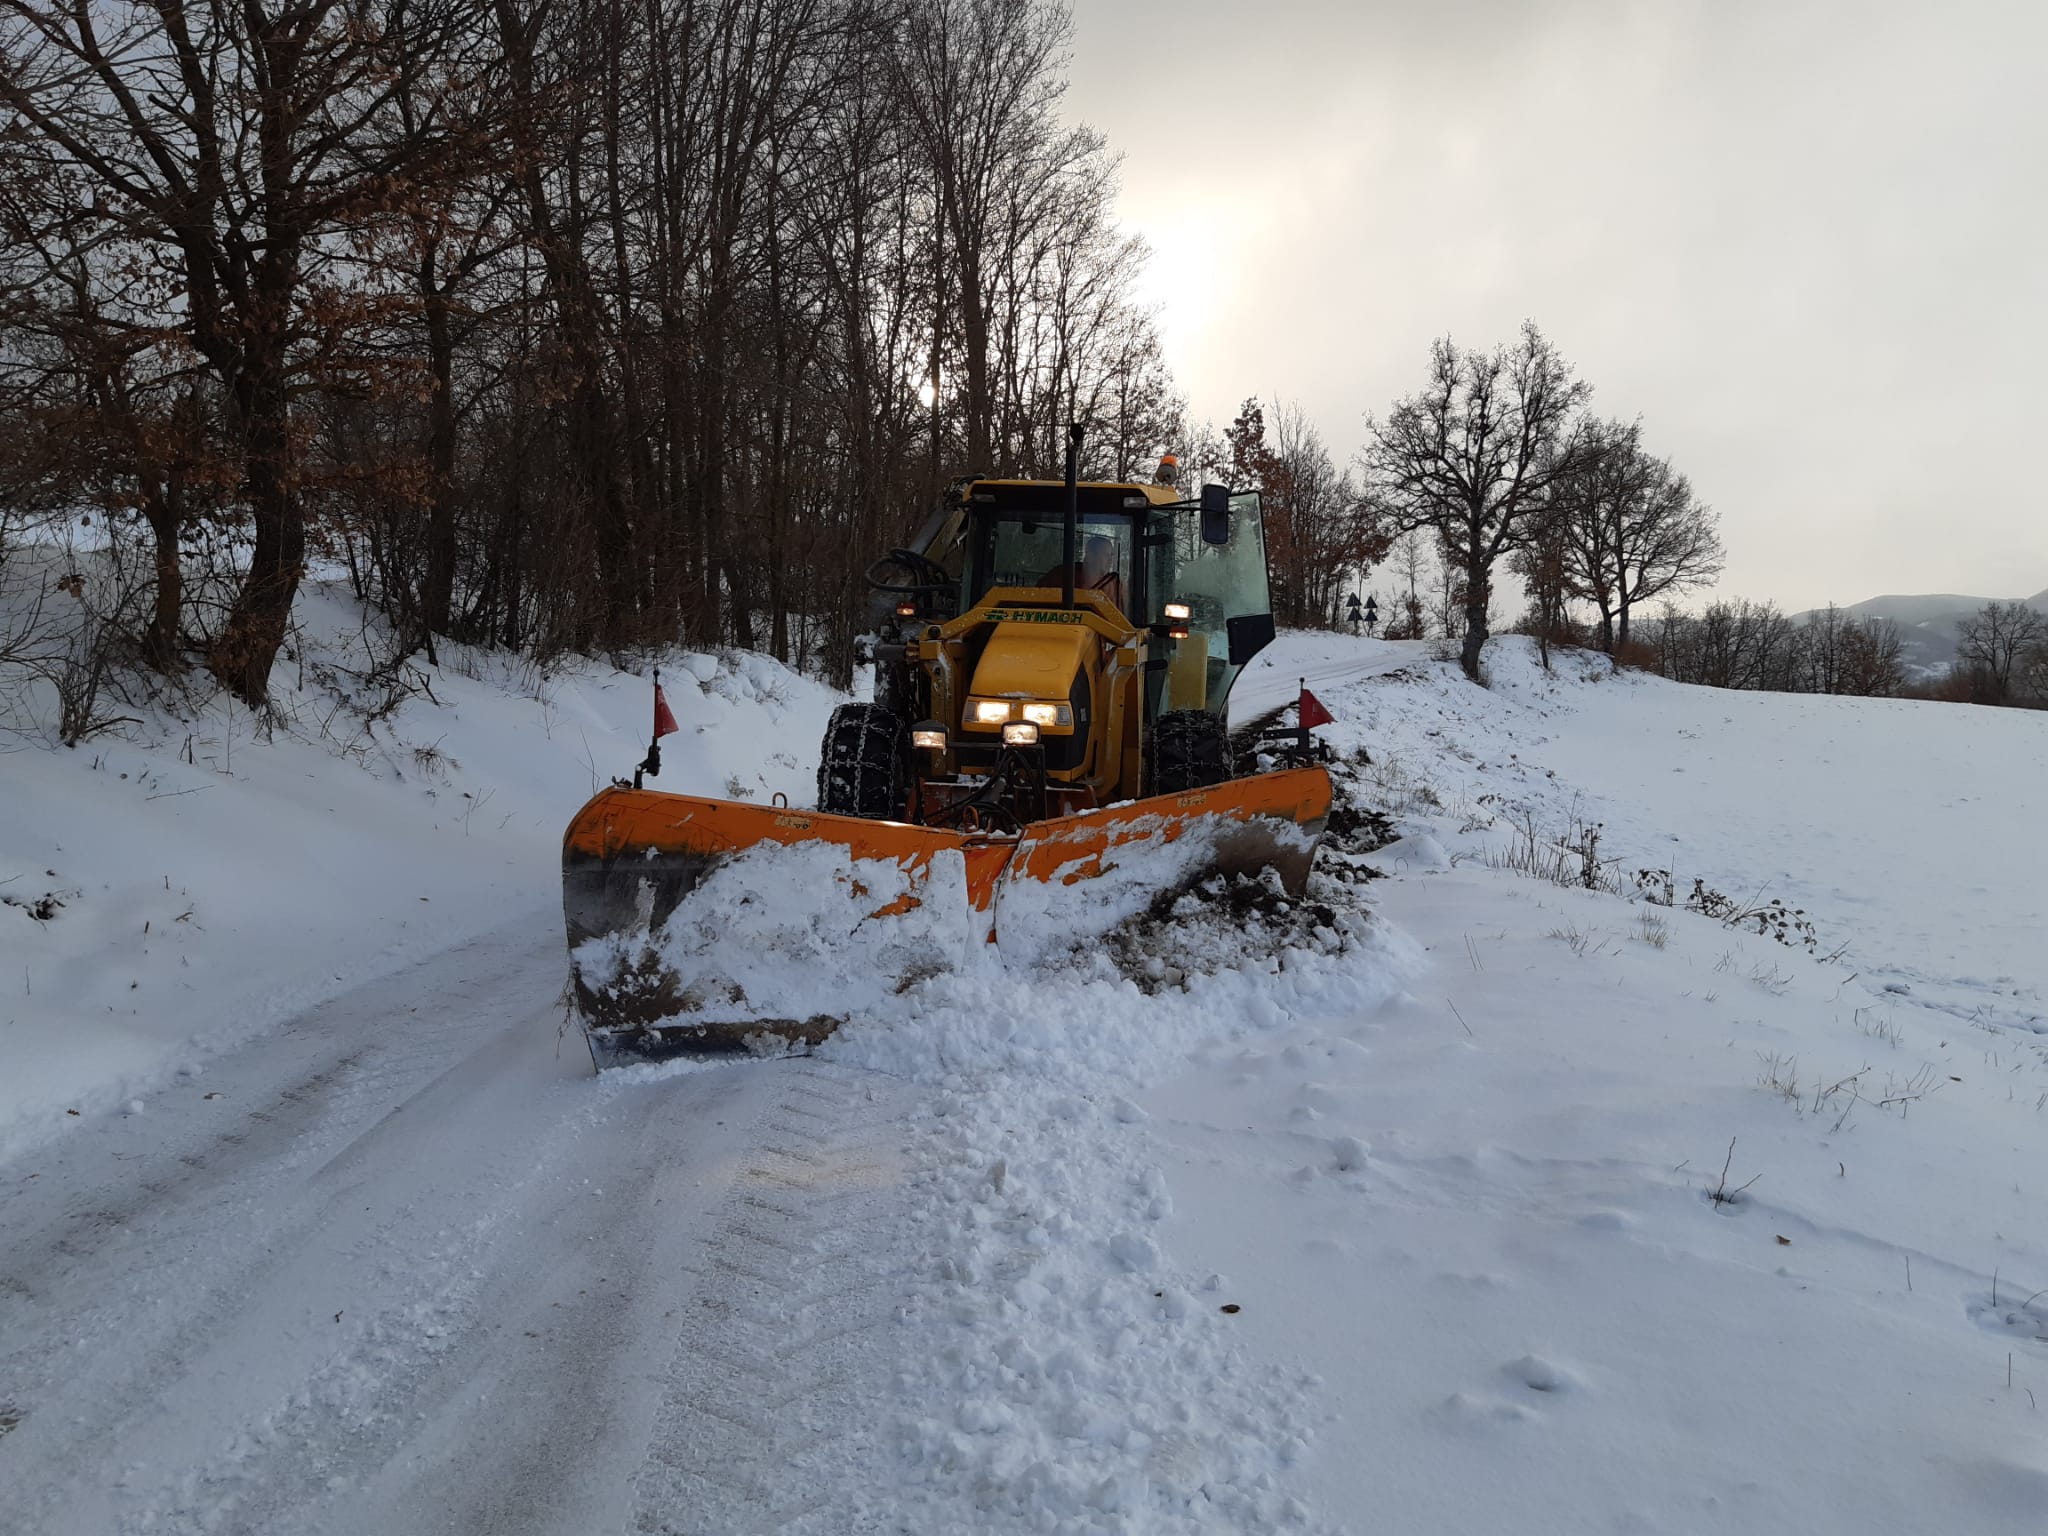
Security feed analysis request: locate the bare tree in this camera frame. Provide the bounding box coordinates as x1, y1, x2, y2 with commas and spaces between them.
1511, 499, 1576, 668
1558, 419, 1722, 652
0, 0, 498, 704
2018, 634, 2048, 703
1955, 600, 2046, 701
1266, 400, 1366, 627
894, 0, 1089, 474
1381, 529, 1428, 638
1361, 322, 1593, 679
0, 178, 232, 673
1802, 602, 1848, 694
1839, 616, 1904, 697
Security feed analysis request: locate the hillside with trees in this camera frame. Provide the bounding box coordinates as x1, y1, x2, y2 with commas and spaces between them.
1346, 326, 2043, 706
0, 0, 1201, 717
3, 3, 2037, 737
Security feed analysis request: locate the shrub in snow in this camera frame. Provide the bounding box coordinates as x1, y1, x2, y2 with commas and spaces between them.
1638, 868, 1822, 952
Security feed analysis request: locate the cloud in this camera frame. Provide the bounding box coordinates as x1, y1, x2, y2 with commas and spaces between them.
1067, 0, 2048, 606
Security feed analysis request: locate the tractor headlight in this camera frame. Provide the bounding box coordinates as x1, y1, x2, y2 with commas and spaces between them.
1002, 720, 1040, 746
1163, 601, 1191, 621
912, 721, 947, 750
1020, 702, 1072, 728
973, 699, 1014, 724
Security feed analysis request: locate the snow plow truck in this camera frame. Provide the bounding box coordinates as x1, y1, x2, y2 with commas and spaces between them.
562, 426, 1332, 1064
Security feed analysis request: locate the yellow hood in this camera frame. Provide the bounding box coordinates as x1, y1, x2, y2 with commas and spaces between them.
968, 619, 1092, 702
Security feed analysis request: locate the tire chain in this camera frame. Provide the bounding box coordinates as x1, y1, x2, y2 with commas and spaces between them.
817, 705, 904, 819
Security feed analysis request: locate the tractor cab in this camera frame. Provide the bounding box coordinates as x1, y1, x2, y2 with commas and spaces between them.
952, 476, 1276, 717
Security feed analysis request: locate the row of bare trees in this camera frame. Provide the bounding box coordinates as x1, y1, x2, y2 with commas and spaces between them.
1350, 325, 2044, 707
1, 0, 1184, 708
1633, 596, 2048, 704
1207, 397, 1371, 630
1136, 326, 1727, 656
1646, 599, 1908, 697
1950, 600, 2048, 704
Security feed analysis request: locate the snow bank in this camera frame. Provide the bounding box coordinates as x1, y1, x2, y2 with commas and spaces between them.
803, 829, 1423, 1530
0, 576, 842, 1157
575, 839, 980, 1029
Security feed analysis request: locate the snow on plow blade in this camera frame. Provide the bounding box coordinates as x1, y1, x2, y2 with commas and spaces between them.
562, 790, 1007, 1063
562, 767, 1331, 1064
999, 772, 1331, 899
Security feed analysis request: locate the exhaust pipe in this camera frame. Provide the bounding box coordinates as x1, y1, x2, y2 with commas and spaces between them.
1061, 422, 1083, 609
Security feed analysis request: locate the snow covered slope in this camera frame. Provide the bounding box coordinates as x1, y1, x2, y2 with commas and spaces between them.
1156, 633, 2048, 1534
0, 579, 841, 1157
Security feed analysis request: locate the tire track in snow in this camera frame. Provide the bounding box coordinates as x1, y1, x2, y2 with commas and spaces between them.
627, 1061, 910, 1536
0, 925, 573, 1536
0, 913, 915, 1536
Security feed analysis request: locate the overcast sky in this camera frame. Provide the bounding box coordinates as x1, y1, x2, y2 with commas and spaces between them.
1064, 0, 2047, 612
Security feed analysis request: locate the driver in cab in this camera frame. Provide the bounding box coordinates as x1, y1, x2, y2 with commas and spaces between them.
1041, 534, 1123, 614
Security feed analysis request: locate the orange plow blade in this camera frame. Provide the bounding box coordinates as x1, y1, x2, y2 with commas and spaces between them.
562, 767, 1330, 1064
562, 788, 1005, 1063
998, 768, 1331, 901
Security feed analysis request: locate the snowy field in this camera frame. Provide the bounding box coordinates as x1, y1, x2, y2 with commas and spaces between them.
1186, 636, 2048, 1533
3, 616, 2046, 1534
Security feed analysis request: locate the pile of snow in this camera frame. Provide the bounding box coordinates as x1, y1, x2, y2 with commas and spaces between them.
810, 844, 1419, 1529
574, 839, 980, 1031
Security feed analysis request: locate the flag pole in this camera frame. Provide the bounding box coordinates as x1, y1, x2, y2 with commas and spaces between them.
635, 665, 665, 789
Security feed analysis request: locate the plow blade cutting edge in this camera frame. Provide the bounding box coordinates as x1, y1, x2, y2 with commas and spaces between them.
562, 766, 1331, 1064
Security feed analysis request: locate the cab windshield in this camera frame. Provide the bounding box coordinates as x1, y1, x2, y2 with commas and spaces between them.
965, 511, 1137, 619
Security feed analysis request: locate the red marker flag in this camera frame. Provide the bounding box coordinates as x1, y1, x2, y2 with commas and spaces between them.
1299, 685, 1333, 731
653, 681, 680, 738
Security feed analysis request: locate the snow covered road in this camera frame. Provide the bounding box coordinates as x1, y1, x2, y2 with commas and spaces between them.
1227, 634, 1415, 728
0, 912, 913, 1536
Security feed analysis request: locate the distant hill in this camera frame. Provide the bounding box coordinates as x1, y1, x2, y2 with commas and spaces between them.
1790, 589, 2048, 678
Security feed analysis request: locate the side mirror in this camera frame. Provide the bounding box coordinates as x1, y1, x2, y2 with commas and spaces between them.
1199, 483, 1231, 546
1226, 612, 1276, 665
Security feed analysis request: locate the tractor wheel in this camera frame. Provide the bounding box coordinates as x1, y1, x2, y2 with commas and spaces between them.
817, 703, 909, 819
1150, 709, 1231, 795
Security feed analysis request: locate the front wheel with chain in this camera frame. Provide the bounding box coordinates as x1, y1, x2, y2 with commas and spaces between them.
1149, 708, 1231, 795
816, 703, 909, 819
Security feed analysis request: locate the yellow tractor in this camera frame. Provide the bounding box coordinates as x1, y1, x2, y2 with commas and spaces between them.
563, 427, 1331, 1063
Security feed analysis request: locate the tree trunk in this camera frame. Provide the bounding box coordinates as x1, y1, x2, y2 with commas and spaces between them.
1460, 557, 1489, 681
956, 239, 993, 471
576, 370, 637, 647
209, 296, 304, 707
421, 254, 459, 648
141, 493, 183, 675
